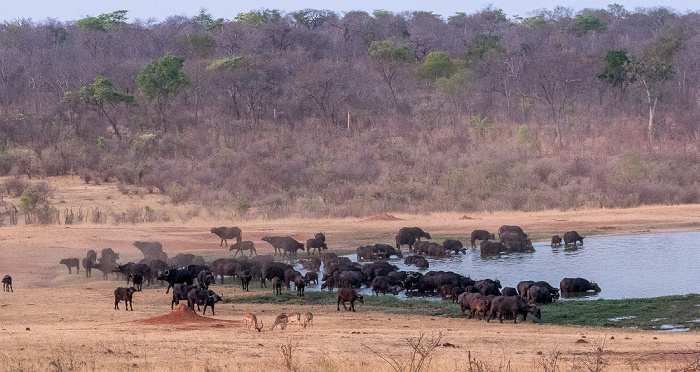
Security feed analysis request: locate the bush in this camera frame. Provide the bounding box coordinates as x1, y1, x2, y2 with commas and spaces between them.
3, 176, 28, 197
167, 182, 189, 204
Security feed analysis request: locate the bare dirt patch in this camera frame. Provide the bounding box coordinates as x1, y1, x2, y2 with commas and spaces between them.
361, 213, 404, 222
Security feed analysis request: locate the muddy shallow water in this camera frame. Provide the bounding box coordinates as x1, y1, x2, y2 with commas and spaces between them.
301, 231, 700, 300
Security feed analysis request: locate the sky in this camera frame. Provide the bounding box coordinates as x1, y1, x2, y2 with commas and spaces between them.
1, 0, 697, 22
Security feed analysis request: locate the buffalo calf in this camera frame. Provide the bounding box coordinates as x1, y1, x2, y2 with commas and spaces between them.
114, 287, 136, 311
2, 275, 12, 292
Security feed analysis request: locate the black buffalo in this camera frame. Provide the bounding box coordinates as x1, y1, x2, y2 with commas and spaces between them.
443, 240, 465, 254
211, 227, 242, 246
563, 231, 584, 246
551, 235, 563, 247
262, 236, 305, 257
488, 295, 541, 324
187, 289, 223, 315
306, 233, 328, 256
114, 287, 136, 311
470, 230, 495, 248
560, 277, 600, 294
498, 225, 528, 239
157, 269, 194, 294
59, 258, 80, 274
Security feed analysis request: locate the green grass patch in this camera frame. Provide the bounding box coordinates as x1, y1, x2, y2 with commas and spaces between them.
542, 295, 700, 330
228, 291, 700, 330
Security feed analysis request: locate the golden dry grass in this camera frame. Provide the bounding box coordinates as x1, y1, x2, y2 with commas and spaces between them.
0, 176, 699, 371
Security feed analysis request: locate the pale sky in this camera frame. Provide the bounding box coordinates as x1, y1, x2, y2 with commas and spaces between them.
1, 0, 697, 22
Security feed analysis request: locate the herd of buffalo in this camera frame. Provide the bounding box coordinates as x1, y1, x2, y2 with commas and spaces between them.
2, 224, 601, 326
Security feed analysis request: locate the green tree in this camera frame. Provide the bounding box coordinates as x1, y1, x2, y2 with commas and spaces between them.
598, 49, 631, 90
193, 9, 224, 32
63, 76, 137, 140
234, 9, 281, 28
568, 14, 607, 36
292, 9, 332, 30
76, 10, 128, 32
369, 40, 414, 111
416, 52, 462, 81
466, 35, 505, 63
137, 54, 190, 132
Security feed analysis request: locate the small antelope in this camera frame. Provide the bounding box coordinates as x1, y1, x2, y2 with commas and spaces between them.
243, 313, 264, 332
287, 312, 302, 328
270, 313, 288, 331
302, 312, 313, 328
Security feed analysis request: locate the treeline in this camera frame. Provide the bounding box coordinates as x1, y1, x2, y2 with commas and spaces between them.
1, 6, 700, 218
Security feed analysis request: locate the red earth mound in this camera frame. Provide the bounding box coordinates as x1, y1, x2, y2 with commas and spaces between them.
136, 304, 234, 325
362, 213, 404, 222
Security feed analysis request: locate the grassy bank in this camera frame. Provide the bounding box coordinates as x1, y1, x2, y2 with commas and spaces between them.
229, 292, 700, 331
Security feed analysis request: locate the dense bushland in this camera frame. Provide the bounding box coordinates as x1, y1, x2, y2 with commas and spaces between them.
1, 6, 700, 218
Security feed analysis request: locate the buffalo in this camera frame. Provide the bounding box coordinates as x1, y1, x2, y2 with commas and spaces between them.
501, 287, 518, 297
211, 226, 242, 246
271, 277, 283, 295
563, 231, 584, 246
498, 225, 528, 239
470, 230, 495, 248
293, 276, 307, 297
59, 258, 80, 274
168, 253, 206, 268
560, 277, 600, 294
262, 236, 305, 257
371, 276, 400, 295
480, 240, 506, 256
133, 241, 168, 262
158, 269, 194, 294
99, 248, 119, 265
114, 287, 136, 311
443, 239, 466, 254
171, 283, 197, 309
488, 295, 541, 324
230, 241, 257, 257
527, 285, 553, 304
187, 289, 223, 315
304, 271, 318, 285
197, 270, 216, 290
240, 270, 252, 291
396, 227, 430, 251
2, 275, 12, 292
337, 288, 364, 312
306, 233, 328, 256
131, 274, 144, 291
82, 257, 93, 278
551, 235, 563, 247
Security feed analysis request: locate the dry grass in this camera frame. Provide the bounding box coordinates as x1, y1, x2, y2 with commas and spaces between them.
0, 176, 699, 371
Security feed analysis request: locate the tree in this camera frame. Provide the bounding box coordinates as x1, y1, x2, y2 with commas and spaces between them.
416, 52, 462, 81
234, 9, 281, 28
598, 49, 631, 90
567, 14, 607, 36
291, 9, 333, 30
137, 54, 190, 132
64, 76, 137, 140
193, 9, 224, 32
76, 10, 128, 32
369, 40, 414, 112
625, 56, 675, 143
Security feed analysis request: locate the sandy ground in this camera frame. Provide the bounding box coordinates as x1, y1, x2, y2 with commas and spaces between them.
0, 176, 699, 371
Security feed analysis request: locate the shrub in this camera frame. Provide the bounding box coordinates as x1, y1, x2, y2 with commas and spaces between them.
166, 182, 189, 204
3, 176, 28, 197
